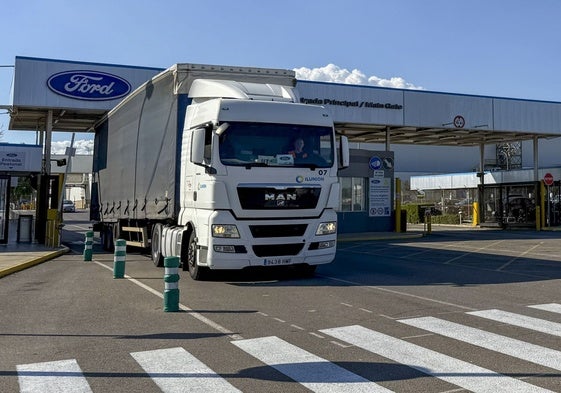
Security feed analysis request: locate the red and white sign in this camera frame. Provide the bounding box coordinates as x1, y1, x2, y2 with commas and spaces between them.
544, 172, 554, 186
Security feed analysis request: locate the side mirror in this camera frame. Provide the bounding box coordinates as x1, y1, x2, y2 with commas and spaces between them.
191, 128, 206, 165
339, 136, 349, 169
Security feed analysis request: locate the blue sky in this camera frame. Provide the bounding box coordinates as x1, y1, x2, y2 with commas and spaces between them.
1, 0, 560, 150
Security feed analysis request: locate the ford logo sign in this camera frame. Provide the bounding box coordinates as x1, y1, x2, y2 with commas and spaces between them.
47, 70, 131, 101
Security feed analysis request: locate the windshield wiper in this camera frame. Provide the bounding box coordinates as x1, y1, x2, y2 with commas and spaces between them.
244, 162, 269, 169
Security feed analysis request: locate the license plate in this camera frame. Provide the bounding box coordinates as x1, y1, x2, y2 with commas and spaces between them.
263, 258, 292, 266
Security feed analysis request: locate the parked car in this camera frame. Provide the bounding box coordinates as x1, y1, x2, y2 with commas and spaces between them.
62, 200, 76, 212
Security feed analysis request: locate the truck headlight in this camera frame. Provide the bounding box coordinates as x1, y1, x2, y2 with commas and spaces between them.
212, 224, 240, 238
316, 221, 336, 235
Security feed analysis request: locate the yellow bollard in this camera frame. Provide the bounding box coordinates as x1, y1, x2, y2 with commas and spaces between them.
46, 209, 60, 247
472, 202, 479, 226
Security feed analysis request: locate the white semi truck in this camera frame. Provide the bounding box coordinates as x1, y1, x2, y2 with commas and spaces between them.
91, 63, 348, 279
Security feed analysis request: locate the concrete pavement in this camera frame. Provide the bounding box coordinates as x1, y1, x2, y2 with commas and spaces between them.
0, 243, 69, 278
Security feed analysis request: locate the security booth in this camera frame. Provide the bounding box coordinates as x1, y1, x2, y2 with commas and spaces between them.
0, 143, 42, 244
337, 149, 395, 233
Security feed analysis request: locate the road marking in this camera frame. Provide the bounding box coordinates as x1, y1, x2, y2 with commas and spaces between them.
496, 243, 542, 271
442, 241, 505, 265
400, 316, 561, 371
321, 325, 552, 393
330, 340, 352, 348
319, 275, 476, 311
468, 309, 561, 337
94, 261, 243, 340
232, 336, 392, 392
131, 347, 241, 392
528, 303, 561, 314
17, 359, 93, 393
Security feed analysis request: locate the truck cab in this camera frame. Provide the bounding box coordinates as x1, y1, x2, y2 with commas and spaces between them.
177, 97, 342, 278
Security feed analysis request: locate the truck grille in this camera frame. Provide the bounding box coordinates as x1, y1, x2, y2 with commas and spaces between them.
253, 244, 304, 257
238, 187, 321, 209
249, 224, 307, 238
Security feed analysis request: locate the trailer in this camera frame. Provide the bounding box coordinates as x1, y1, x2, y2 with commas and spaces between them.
91, 63, 348, 279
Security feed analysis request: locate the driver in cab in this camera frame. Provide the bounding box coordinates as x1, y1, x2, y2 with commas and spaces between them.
287, 138, 308, 160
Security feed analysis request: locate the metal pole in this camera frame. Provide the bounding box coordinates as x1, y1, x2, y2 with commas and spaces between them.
385, 126, 391, 151
58, 133, 75, 212
533, 136, 539, 181
45, 110, 53, 176
534, 136, 541, 230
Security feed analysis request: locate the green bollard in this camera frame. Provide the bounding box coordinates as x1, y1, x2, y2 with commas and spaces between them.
113, 239, 126, 278
163, 256, 180, 312
83, 231, 94, 261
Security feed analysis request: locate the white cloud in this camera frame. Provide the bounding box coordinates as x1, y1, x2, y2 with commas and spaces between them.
51, 139, 94, 155
294, 64, 423, 90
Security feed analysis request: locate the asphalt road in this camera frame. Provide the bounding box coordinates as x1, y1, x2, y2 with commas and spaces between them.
1, 213, 561, 392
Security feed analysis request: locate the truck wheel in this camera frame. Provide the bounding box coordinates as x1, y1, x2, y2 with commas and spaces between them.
186, 230, 205, 280
151, 224, 164, 267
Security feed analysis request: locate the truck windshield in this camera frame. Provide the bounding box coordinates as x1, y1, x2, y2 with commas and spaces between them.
218, 122, 334, 168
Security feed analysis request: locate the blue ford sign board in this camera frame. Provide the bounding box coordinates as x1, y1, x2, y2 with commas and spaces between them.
47, 70, 131, 101
0, 143, 42, 172
13, 56, 163, 110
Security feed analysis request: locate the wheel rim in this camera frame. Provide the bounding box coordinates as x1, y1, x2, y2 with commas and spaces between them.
188, 239, 196, 270
152, 225, 161, 261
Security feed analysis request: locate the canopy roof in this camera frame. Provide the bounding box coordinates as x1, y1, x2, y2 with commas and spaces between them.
6, 57, 561, 147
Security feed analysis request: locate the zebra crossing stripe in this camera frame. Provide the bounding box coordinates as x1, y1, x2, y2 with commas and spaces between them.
131, 347, 241, 392
400, 316, 561, 371
468, 309, 561, 337
17, 359, 93, 393
320, 325, 552, 393
528, 303, 561, 314
232, 336, 392, 393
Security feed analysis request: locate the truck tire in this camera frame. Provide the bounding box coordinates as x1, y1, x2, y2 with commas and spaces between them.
151, 224, 164, 267
186, 230, 205, 280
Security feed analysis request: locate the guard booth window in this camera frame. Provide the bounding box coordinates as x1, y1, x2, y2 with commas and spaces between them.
339, 177, 365, 212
